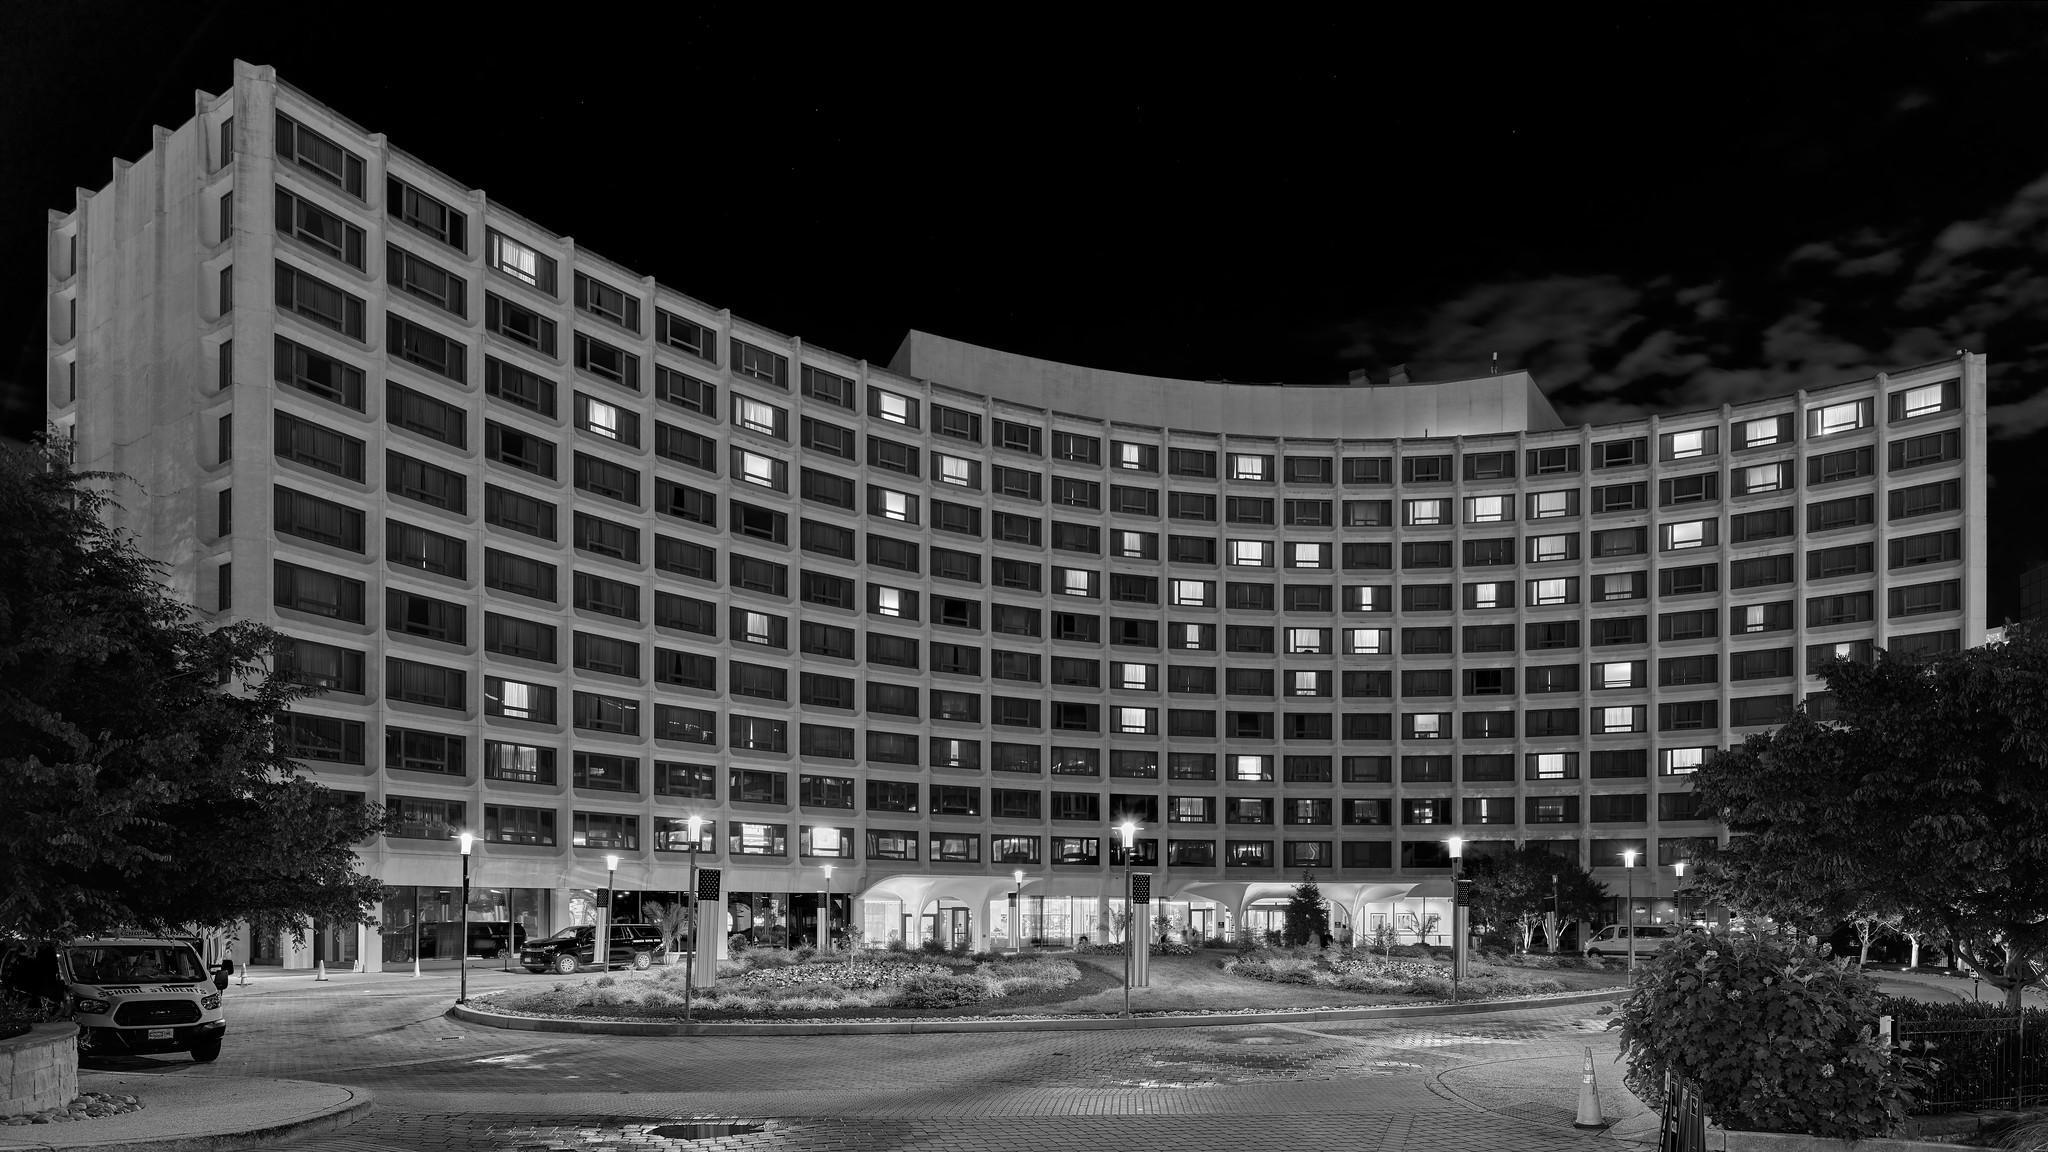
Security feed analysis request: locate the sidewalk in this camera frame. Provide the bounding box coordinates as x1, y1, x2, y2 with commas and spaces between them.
1437, 1048, 1661, 1145
0, 1073, 367, 1152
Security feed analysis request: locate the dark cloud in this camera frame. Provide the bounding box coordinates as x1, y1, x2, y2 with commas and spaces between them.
1347, 168, 2048, 439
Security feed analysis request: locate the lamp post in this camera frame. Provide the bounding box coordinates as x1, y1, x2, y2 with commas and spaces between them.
683, 814, 703, 1022
1672, 860, 1688, 928
457, 832, 474, 1004
1447, 836, 1465, 1005
604, 853, 619, 971
1622, 848, 1639, 970
821, 863, 834, 952
1115, 819, 1139, 1018
1012, 869, 1026, 954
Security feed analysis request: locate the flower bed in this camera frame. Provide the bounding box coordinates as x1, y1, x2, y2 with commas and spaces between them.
485, 952, 1085, 1020
1220, 947, 1573, 999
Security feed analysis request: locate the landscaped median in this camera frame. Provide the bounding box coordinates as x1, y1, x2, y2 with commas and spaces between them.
450, 944, 1631, 1035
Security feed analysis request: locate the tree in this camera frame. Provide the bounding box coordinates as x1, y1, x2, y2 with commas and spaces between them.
1694, 628, 2048, 1008
0, 441, 385, 942
1464, 846, 1609, 952
1283, 871, 1331, 947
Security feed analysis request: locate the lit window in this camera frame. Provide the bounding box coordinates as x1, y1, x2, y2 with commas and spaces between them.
872, 389, 914, 425
1667, 429, 1708, 459
1531, 753, 1570, 779
1531, 490, 1573, 519
1599, 706, 1639, 734
1740, 464, 1785, 493
1116, 663, 1153, 690
1286, 628, 1326, 654
739, 611, 774, 645
1899, 383, 1949, 419
1345, 627, 1389, 654
1348, 586, 1384, 612
874, 587, 908, 617
877, 489, 914, 521
1288, 542, 1328, 568
1232, 755, 1270, 781
580, 399, 623, 440
736, 396, 781, 436
1410, 713, 1444, 739
1171, 579, 1212, 607
1405, 498, 1449, 526
1598, 662, 1637, 689
1229, 453, 1270, 481
488, 232, 545, 287
1531, 534, 1572, 562
1663, 520, 1709, 550
1811, 399, 1870, 437
1737, 605, 1770, 634
1290, 671, 1321, 696
1531, 578, 1571, 606
1059, 568, 1097, 597
937, 454, 978, 488
1464, 495, 1510, 523
1113, 530, 1150, 558
1739, 415, 1786, 449
1229, 540, 1272, 567
1117, 442, 1148, 470
1470, 582, 1507, 609
1661, 747, 1707, 775
1115, 707, 1153, 734
735, 450, 780, 488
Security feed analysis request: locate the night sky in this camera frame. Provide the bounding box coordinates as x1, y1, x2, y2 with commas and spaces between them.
3, 4, 2045, 617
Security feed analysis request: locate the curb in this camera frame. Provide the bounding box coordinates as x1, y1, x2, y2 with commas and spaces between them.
0, 1087, 372, 1152
1705, 1127, 1979, 1152
447, 987, 1626, 1036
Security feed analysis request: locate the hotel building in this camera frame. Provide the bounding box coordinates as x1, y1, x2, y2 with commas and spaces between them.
46, 63, 1988, 970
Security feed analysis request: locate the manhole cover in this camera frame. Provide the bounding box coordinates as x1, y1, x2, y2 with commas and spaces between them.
649, 1122, 767, 1139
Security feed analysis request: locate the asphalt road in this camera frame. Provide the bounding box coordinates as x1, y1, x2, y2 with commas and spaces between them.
84, 966, 1657, 1151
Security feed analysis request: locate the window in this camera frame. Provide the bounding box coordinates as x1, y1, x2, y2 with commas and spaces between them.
1170, 447, 1217, 477
1890, 378, 1959, 421
276, 113, 365, 196
485, 229, 555, 292
729, 822, 788, 856
730, 553, 787, 595
274, 261, 365, 339
1344, 499, 1392, 527
1733, 648, 1795, 680
1229, 452, 1272, 481
387, 589, 466, 644
1594, 482, 1647, 513
386, 795, 465, 841
732, 448, 788, 491
1889, 530, 1961, 570
1736, 413, 1792, 449
1595, 437, 1647, 468
1806, 592, 1874, 628
1527, 577, 1577, 606
387, 245, 466, 317
573, 512, 639, 562
1735, 462, 1791, 495
1404, 498, 1450, 527
1660, 519, 1716, 551
1528, 533, 1579, 563
733, 394, 788, 439
1595, 660, 1643, 690
274, 187, 365, 268
273, 336, 366, 410
1464, 450, 1516, 480
1595, 705, 1645, 734
1659, 564, 1719, 597
995, 419, 1043, 455
1890, 429, 1961, 472
572, 272, 640, 333
1809, 397, 1873, 437
1889, 580, 1961, 618
1889, 480, 1961, 522
274, 486, 366, 552
1731, 554, 1793, 590
798, 418, 854, 464
1527, 445, 1580, 475
1052, 430, 1099, 463
1464, 495, 1512, 523
575, 332, 640, 390
1591, 616, 1645, 646
273, 412, 365, 481
1592, 527, 1646, 558
573, 453, 639, 506
386, 657, 464, 709
1659, 473, 1719, 506
1661, 427, 1717, 461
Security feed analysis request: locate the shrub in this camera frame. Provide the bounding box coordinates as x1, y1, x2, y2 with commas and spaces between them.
727, 933, 751, 954
594, 975, 616, 988
1612, 930, 1926, 1139
892, 972, 989, 1008
886, 937, 911, 953
918, 938, 948, 955
1878, 996, 2048, 1115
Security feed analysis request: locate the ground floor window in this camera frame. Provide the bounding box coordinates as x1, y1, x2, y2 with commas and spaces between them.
378, 885, 548, 964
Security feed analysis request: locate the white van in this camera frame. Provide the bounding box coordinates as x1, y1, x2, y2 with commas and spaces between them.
2, 937, 232, 1062
1582, 924, 1681, 959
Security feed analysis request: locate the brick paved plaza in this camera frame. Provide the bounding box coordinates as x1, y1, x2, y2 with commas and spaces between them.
99, 970, 1659, 1151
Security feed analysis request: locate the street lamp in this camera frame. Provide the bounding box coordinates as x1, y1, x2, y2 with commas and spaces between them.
457, 832, 474, 1005
1115, 819, 1139, 1018
1622, 848, 1639, 970
604, 853, 619, 972
1012, 869, 1026, 954
682, 814, 703, 1021
821, 864, 834, 952
1672, 860, 1688, 928
1446, 836, 1465, 1004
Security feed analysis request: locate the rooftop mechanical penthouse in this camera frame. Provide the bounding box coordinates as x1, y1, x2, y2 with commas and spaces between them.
46, 61, 1988, 972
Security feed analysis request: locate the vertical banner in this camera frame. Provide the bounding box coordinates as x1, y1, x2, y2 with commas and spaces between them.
693, 868, 723, 987
1130, 873, 1152, 988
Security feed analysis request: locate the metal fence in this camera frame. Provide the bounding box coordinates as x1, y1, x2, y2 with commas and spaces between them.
1894, 1015, 2048, 1112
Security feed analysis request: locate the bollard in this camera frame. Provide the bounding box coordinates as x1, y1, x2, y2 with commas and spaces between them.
315, 959, 329, 982
1573, 1045, 1606, 1129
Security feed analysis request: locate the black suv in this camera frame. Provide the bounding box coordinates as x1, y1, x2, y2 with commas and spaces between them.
518, 924, 662, 974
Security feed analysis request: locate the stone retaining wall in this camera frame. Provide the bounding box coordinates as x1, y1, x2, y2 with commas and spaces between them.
0, 1022, 77, 1118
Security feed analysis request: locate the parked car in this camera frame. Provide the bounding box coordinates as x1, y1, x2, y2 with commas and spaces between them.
518, 924, 662, 974
467, 922, 527, 959
1582, 924, 1680, 958
1, 937, 234, 1062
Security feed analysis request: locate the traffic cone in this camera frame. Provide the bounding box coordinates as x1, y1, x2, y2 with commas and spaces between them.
412, 957, 421, 979
315, 960, 328, 982
1573, 1045, 1606, 1129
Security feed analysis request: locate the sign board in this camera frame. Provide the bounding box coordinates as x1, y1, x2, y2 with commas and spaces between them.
697, 867, 722, 902
1454, 878, 1474, 908
1130, 873, 1152, 904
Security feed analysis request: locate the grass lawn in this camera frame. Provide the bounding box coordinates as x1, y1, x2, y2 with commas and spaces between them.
483, 948, 1632, 1024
